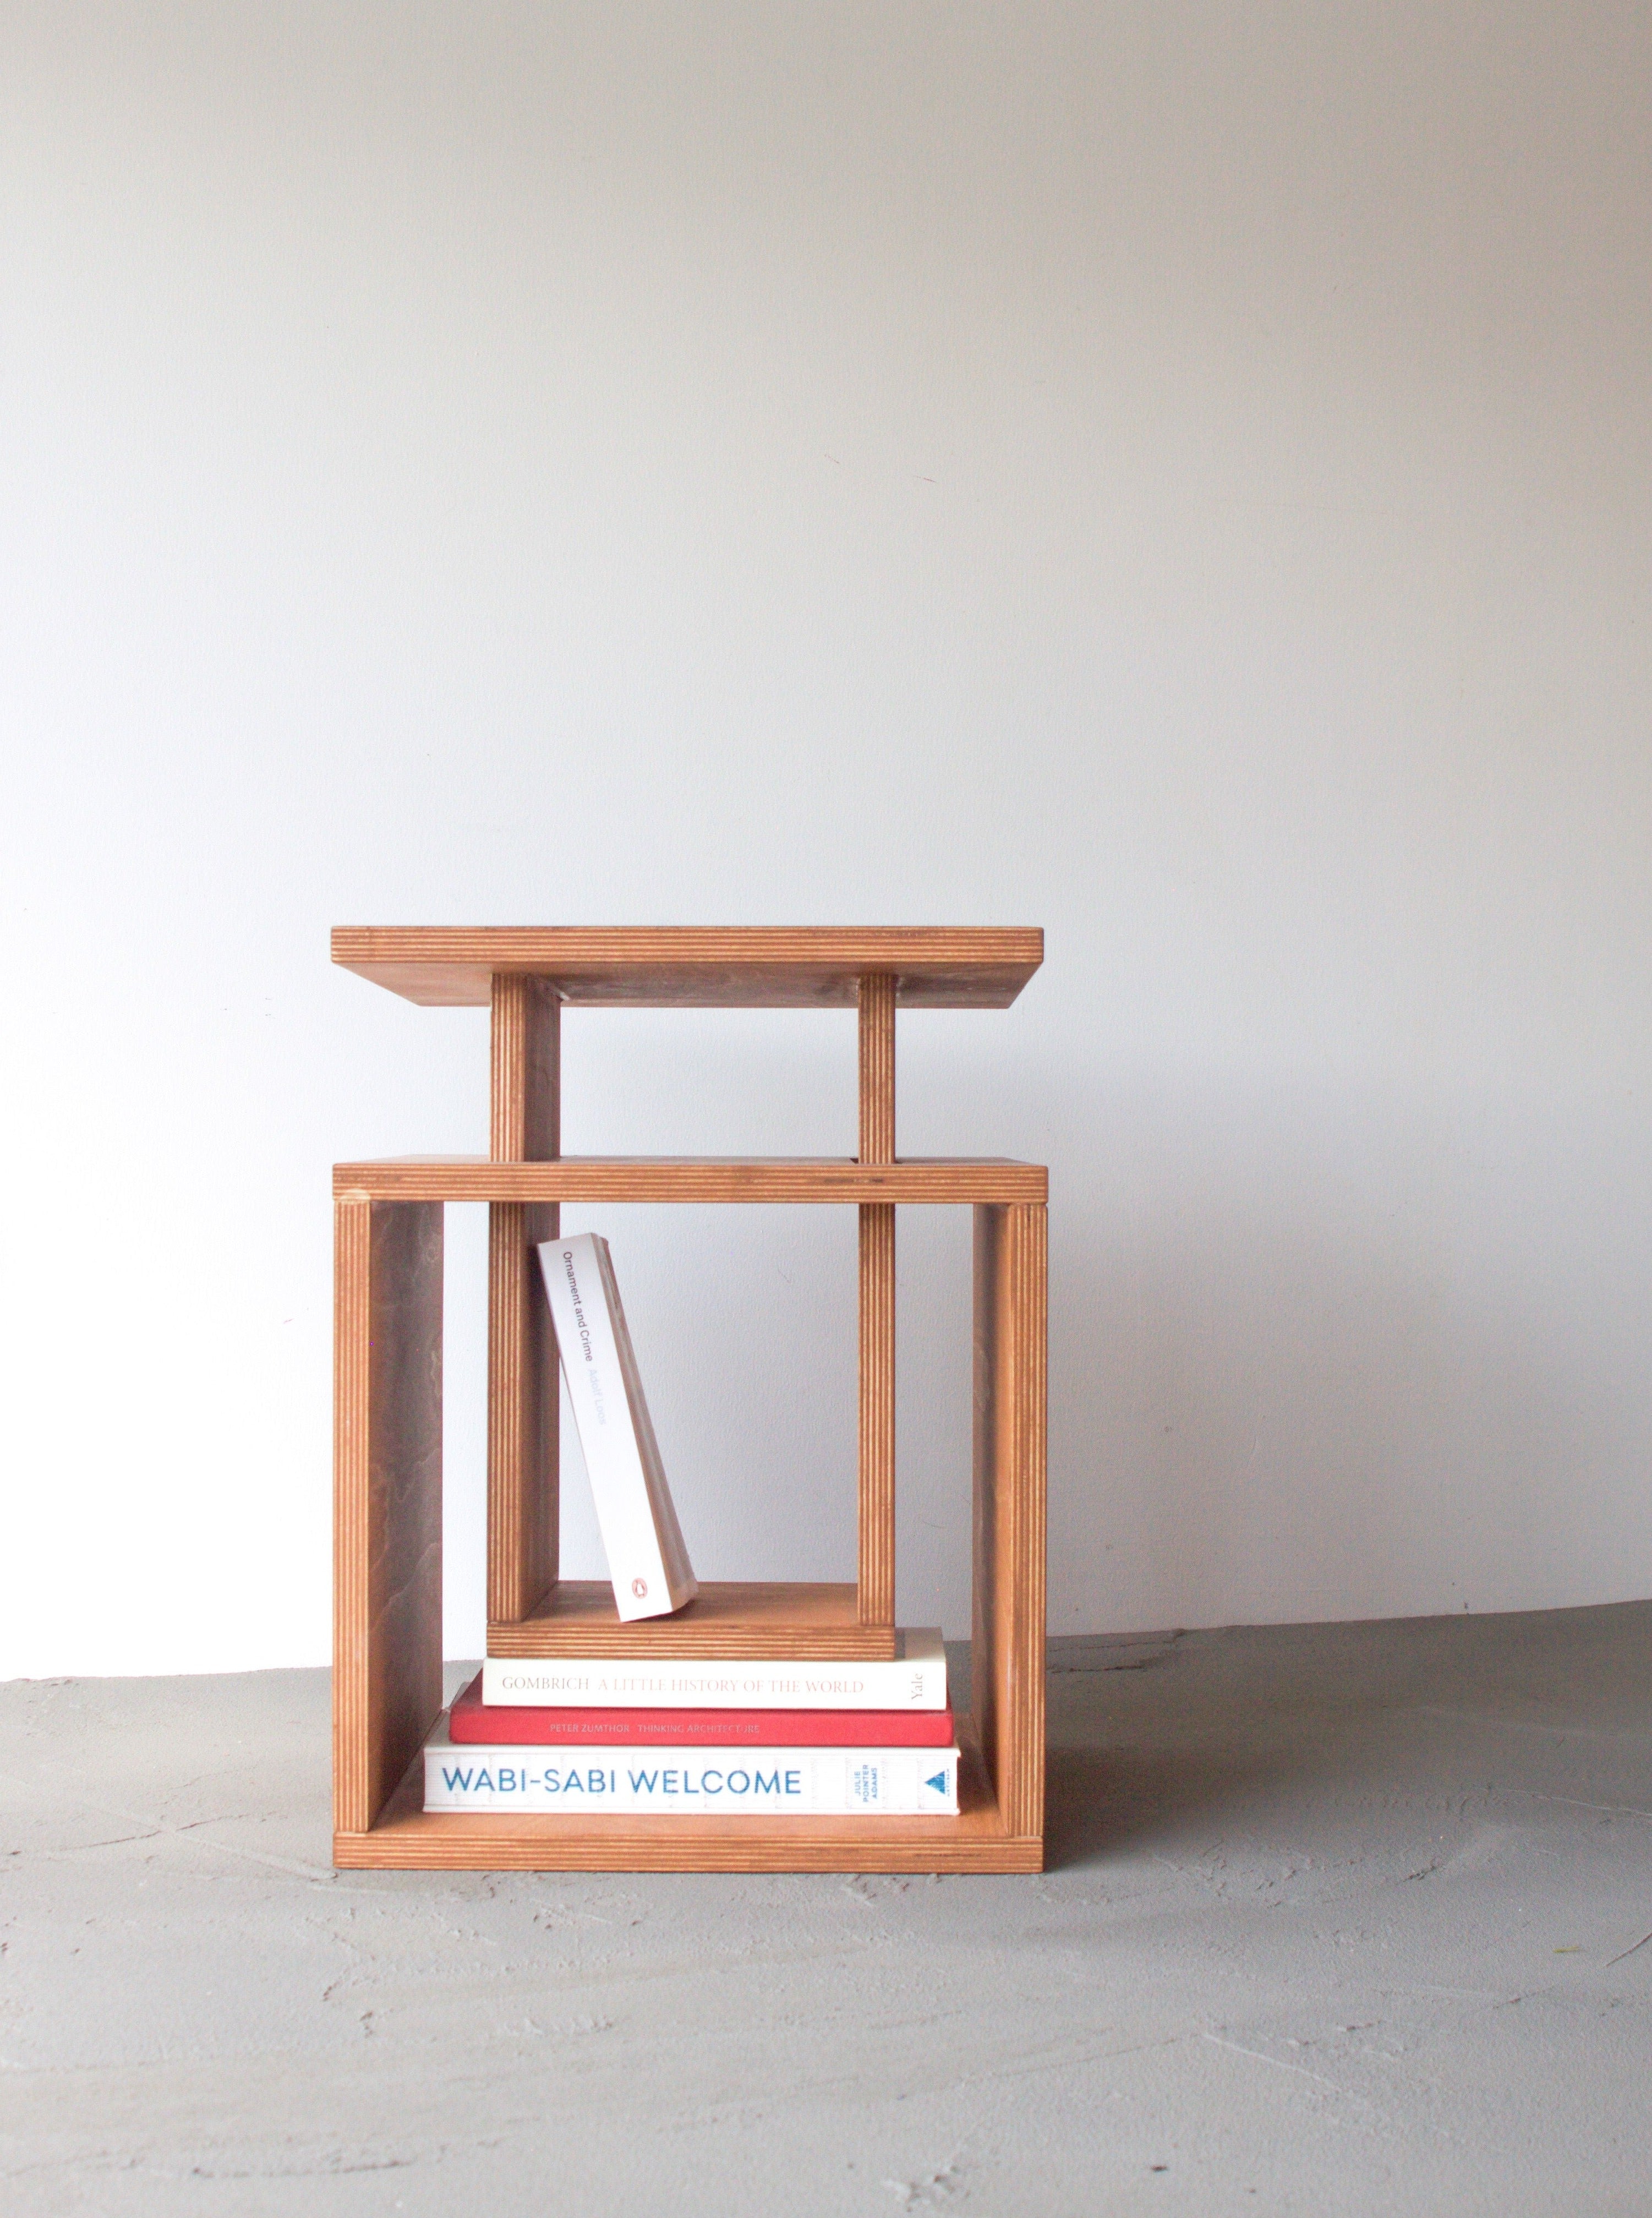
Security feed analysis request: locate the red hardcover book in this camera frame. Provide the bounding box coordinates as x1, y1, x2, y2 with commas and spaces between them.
449, 1674, 955, 1748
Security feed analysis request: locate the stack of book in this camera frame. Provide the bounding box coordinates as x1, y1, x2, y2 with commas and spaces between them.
422, 1233, 960, 1820
425, 1635, 956, 1816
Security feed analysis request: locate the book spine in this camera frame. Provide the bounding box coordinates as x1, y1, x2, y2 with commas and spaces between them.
538, 1234, 692, 1620
480, 1639, 947, 1712
449, 1695, 956, 1749
424, 1744, 959, 1816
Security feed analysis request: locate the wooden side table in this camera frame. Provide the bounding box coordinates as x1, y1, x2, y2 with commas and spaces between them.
330, 928, 1047, 1872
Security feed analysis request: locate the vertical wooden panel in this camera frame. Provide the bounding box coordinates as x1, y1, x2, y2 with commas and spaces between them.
972, 1201, 1047, 1841
489, 973, 562, 1162
857, 1204, 896, 1624
971, 1205, 1002, 1808
857, 973, 897, 1629
858, 971, 896, 1162
487, 975, 561, 1624
334, 1197, 444, 1837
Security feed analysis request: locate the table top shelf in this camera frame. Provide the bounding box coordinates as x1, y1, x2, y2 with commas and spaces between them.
332, 926, 1043, 1008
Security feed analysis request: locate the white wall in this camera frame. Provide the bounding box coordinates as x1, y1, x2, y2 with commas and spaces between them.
3, 3, 1649, 1675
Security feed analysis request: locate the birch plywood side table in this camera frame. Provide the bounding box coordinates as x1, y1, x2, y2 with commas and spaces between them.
330, 928, 1047, 1873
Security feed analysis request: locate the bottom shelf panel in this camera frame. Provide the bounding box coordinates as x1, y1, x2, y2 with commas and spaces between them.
335, 1723, 1042, 1874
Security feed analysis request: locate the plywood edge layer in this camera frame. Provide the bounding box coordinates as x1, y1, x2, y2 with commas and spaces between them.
332, 1157, 1049, 1205
487, 1626, 903, 1660
333, 1828, 1044, 1874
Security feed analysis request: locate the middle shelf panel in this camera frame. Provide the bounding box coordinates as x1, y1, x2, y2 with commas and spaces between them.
487, 1580, 901, 1661
335, 1157, 1047, 1205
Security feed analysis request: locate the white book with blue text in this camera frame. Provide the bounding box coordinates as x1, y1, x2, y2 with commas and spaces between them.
537, 1232, 697, 1621
423, 1718, 959, 1816
482, 1627, 948, 1711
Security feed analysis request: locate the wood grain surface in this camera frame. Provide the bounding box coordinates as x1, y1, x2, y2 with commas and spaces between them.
486, 976, 561, 1625
335, 1157, 1047, 1205
972, 1203, 1048, 1844
857, 1204, 896, 1630
487, 1580, 899, 1660
333, 1198, 445, 1836
332, 926, 1042, 1008
857, 973, 898, 1629
857, 972, 896, 1163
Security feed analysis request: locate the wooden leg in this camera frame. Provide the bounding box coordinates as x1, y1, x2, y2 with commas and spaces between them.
858, 972, 896, 1162
857, 971, 897, 1629
333, 1197, 444, 1839
487, 1201, 559, 1620
487, 976, 561, 1624
972, 1201, 1047, 1842
858, 1201, 896, 1625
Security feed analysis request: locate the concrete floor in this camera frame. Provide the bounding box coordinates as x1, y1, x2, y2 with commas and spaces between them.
1, 1605, 1648, 2216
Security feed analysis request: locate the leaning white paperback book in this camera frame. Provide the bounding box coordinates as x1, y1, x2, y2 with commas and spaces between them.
482, 1628, 948, 1712
537, 1232, 697, 1622
423, 1718, 959, 1816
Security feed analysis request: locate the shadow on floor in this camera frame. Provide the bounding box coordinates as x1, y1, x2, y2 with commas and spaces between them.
1044, 1743, 1316, 1866
1039, 1600, 1652, 1870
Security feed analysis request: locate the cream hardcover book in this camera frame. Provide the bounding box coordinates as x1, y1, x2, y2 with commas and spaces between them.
482, 1629, 949, 1711
537, 1233, 697, 1622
